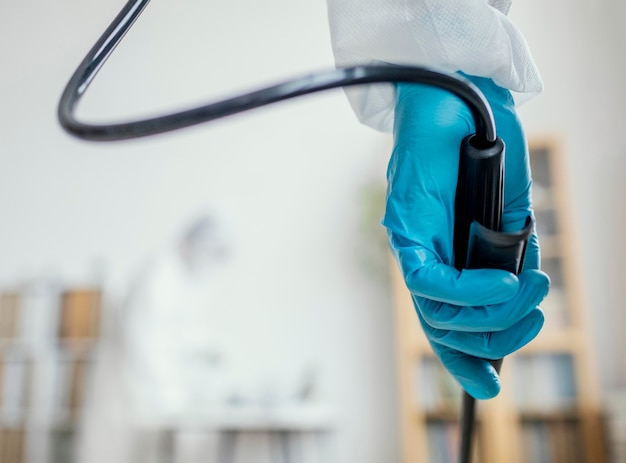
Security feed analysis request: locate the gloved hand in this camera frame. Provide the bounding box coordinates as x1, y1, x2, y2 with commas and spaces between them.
383, 75, 550, 400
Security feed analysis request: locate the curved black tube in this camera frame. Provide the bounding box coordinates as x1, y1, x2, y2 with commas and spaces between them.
57, 0, 496, 143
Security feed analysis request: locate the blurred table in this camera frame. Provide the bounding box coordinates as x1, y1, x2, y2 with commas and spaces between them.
156, 404, 335, 463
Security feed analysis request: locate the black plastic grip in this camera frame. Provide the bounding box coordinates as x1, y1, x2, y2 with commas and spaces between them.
466, 217, 533, 273
453, 135, 505, 270
453, 134, 533, 273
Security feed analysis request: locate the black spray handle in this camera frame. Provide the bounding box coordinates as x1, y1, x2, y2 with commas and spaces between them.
453, 134, 534, 272
453, 134, 534, 463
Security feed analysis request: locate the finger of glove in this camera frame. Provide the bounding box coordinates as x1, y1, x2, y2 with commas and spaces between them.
429, 342, 502, 400
388, 234, 519, 306
415, 269, 549, 331
419, 307, 545, 360
523, 230, 541, 271
383, 83, 473, 265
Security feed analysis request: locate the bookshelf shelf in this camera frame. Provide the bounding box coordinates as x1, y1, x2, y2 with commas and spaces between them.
518, 410, 580, 421
391, 138, 607, 463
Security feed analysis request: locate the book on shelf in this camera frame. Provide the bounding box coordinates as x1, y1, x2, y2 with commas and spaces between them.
534, 208, 558, 237
540, 287, 570, 330
529, 147, 552, 190
67, 358, 88, 418
0, 294, 20, 341
53, 354, 91, 420
538, 256, 570, 330
416, 357, 461, 413
427, 421, 457, 463
58, 289, 101, 342
21, 279, 63, 347
509, 353, 577, 413
1, 282, 66, 347
520, 419, 583, 463
426, 420, 481, 463
0, 427, 26, 463
50, 427, 74, 463
0, 352, 32, 422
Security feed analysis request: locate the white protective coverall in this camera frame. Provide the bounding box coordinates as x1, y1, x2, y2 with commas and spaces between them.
326, 0, 543, 132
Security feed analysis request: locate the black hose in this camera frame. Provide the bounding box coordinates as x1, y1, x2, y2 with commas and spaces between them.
57, 0, 496, 143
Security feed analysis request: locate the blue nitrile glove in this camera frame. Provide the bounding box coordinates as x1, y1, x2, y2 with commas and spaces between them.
383, 75, 550, 400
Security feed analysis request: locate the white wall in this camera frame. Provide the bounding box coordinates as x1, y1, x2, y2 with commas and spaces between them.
1, 1, 625, 462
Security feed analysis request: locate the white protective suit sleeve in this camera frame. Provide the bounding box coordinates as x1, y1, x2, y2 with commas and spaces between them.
327, 0, 543, 132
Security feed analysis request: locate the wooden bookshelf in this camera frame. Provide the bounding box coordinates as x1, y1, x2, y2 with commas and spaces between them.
0, 283, 102, 463
391, 138, 607, 463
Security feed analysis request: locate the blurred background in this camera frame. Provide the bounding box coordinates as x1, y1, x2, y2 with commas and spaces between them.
0, 1, 624, 463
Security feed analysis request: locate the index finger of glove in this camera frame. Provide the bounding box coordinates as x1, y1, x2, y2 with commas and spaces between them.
393, 245, 519, 307
429, 343, 502, 400
415, 269, 550, 332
